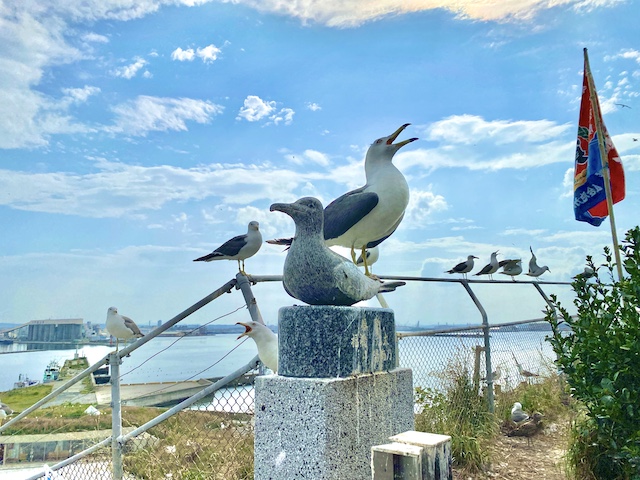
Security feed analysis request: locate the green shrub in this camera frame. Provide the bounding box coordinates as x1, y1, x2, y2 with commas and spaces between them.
546, 226, 640, 479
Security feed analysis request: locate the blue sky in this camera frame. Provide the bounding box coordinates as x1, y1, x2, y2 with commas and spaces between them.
1, 0, 639, 330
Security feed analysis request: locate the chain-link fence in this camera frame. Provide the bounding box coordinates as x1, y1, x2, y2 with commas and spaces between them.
1, 276, 569, 479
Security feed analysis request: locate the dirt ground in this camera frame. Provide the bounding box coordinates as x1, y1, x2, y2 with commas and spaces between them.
454, 416, 569, 480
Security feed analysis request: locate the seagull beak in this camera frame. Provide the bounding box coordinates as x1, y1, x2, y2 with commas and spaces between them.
386, 123, 418, 148
236, 322, 252, 339
270, 202, 291, 214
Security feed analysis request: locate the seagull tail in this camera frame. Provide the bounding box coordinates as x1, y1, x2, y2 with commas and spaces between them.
379, 281, 406, 293
193, 252, 224, 262
266, 237, 293, 247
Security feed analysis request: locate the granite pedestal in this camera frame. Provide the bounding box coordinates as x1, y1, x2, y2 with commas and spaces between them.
254, 305, 414, 480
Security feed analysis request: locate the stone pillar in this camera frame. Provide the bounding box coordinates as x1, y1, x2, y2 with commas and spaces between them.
254, 306, 414, 480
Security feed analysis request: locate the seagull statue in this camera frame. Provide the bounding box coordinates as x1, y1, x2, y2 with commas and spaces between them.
356, 245, 380, 272
499, 259, 522, 281
268, 124, 417, 276
237, 321, 278, 373
194, 221, 262, 275
526, 246, 549, 280
270, 197, 406, 306
446, 255, 478, 279
511, 402, 529, 423
474, 251, 500, 280
106, 307, 144, 352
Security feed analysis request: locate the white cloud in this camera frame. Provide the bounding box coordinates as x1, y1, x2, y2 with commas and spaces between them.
172, 44, 222, 63
111, 57, 148, 79
171, 47, 195, 61
108, 95, 224, 136
425, 114, 571, 145
404, 188, 449, 228
306, 102, 322, 111
285, 149, 331, 167
236, 96, 295, 125
232, 0, 608, 26
237, 95, 276, 122
197, 44, 221, 63
61, 85, 101, 104
81, 32, 109, 43
0, 157, 327, 218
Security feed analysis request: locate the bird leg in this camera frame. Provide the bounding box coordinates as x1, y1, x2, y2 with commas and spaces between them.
350, 247, 357, 265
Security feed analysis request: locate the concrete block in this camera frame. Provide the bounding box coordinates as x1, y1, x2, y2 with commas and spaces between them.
389, 430, 452, 480
254, 368, 414, 480
278, 305, 396, 378
371, 442, 423, 480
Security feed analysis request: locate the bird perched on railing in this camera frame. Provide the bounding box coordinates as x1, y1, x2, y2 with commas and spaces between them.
446, 255, 477, 279
0, 400, 13, 421
270, 197, 406, 306
526, 246, 549, 279
474, 251, 499, 280
193, 221, 262, 275
499, 259, 522, 281
573, 266, 595, 280
268, 124, 417, 276
508, 412, 544, 445
106, 307, 144, 352
237, 321, 278, 373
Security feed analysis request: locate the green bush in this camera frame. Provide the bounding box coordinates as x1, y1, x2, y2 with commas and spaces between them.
546, 226, 640, 479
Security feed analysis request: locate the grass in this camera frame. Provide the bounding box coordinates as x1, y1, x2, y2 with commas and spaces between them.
125, 410, 254, 480
415, 354, 572, 475
0, 384, 53, 412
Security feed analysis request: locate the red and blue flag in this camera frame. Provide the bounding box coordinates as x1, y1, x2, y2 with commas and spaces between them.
574, 59, 625, 226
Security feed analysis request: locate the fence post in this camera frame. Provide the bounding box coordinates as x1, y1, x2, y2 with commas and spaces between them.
460, 281, 494, 413
110, 352, 123, 480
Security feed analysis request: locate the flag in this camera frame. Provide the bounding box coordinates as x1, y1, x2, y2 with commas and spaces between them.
573, 56, 625, 226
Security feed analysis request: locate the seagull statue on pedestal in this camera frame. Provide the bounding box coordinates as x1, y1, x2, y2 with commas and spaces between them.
268, 124, 417, 276
237, 321, 278, 373
446, 255, 478, 279
270, 197, 406, 306
106, 307, 144, 352
194, 221, 262, 275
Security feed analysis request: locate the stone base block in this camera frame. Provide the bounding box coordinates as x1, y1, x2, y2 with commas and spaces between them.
254, 368, 414, 480
278, 305, 397, 378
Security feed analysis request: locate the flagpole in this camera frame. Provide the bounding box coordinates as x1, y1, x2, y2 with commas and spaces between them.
583, 48, 624, 281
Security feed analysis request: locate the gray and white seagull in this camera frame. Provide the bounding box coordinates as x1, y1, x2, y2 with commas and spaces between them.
499, 259, 523, 281
474, 251, 500, 280
526, 246, 549, 279
270, 197, 406, 306
194, 221, 262, 275
106, 307, 144, 351
446, 255, 478, 279
268, 124, 417, 276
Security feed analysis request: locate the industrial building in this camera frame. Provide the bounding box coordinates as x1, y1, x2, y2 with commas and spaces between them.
25, 318, 84, 342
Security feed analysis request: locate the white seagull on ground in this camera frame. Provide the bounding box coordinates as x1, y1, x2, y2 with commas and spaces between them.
499, 259, 523, 281
511, 402, 529, 423
268, 124, 417, 276
194, 221, 262, 275
237, 321, 278, 373
526, 246, 549, 279
106, 307, 144, 351
446, 255, 478, 279
474, 251, 500, 280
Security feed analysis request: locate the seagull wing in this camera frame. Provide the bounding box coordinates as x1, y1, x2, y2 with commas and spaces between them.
122, 315, 142, 336
323, 187, 379, 242
365, 212, 404, 249
195, 234, 248, 261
